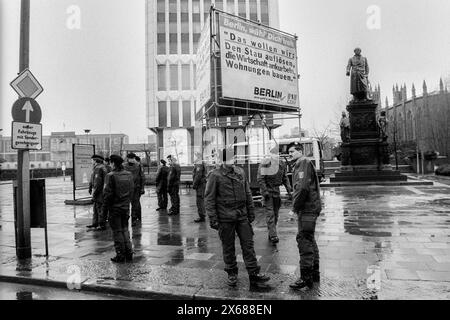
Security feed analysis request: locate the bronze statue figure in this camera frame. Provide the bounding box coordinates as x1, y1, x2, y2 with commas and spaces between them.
346, 48, 370, 101
340, 111, 350, 143
377, 111, 388, 141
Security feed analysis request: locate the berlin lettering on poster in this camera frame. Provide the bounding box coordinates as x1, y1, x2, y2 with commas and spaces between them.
219, 13, 299, 107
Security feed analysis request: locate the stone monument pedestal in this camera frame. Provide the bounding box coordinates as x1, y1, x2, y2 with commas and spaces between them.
331, 100, 407, 183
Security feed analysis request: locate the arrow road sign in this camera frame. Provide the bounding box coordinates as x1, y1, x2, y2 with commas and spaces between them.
10, 69, 44, 99
11, 98, 42, 124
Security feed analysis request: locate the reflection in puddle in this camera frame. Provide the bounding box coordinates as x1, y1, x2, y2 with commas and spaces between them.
16, 291, 33, 300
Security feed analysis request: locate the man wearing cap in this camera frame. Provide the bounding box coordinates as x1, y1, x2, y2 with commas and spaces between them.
257, 146, 292, 245
87, 155, 108, 230
103, 154, 134, 263
124, 153, 145, 226
167, 155, 181, 215
104, 157, 112, 174
205, 148, 270, 288
192, 152, 207, 223
155, 159, 170, 211
287, 142, 322, 290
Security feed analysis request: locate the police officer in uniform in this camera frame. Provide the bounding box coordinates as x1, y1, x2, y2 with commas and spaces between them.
124, 153, 145, 225
104, 157, 112, 174
87, 155, 107, 230
167, 155, 181, 216
205, 148, 270, 288
192, 152, 207, 223
103, 155, 134, 263
155, 159, 170, 211
257, 147, 292, 244
287, 142, 322, 290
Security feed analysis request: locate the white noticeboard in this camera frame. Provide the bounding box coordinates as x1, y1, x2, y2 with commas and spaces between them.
196, 15, 212, 113
11, 122, 42, 150
218, 13, 299, 108
73, 144, 95, 189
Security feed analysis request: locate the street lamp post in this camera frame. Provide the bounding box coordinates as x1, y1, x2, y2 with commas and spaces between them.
84, 129, 91, 144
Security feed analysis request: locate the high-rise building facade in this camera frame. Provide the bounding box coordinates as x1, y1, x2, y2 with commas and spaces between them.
146, 0, 280, 165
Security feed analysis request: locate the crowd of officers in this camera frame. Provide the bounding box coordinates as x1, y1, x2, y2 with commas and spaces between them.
87, 141, 322, 291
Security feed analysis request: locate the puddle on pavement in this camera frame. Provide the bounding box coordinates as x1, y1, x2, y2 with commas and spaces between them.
16, 291, 34, 300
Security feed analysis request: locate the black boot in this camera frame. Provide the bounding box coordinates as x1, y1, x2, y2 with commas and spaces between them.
111, 255, 126, 263
313, 264, 320, 282
289, 268, 314, 290
249, 273, 270, 285
227, 274, 238, 287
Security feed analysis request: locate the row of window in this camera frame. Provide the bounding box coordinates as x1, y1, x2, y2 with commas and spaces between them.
157, 63, 197, 91
158, 100, 196, 128
156, 0, 270, 55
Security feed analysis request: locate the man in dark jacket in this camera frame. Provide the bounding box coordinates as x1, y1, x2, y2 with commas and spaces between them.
156, 159, 170, 211
205, 148, 270, 288
87, 155, 107, 230
124, 153, 145, 226
103, 155, 134, 263
287, 142, 322, 290
192, 152, 207, 223
167, 155, 181, 216
257, 149, 292, 244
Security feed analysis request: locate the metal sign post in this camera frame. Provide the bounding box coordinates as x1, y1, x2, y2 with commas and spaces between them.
15, 0, 32, 260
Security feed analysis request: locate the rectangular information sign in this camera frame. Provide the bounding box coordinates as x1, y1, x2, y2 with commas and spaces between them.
11, 121, 42, 150
196, 15, 212, 114
218, 13, 299, 108
73, 144, 95, 189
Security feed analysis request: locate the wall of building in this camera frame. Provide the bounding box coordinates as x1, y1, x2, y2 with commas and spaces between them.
146, 0, 280, 165
384, 80, 450, 157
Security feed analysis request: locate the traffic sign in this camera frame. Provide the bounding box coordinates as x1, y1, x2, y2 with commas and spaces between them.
11, 98, 42, 124
11, 122, 42, 150
10, 69, 44, 99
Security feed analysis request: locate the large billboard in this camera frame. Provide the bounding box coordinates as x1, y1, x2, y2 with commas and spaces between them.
218, 13, 299, 108
73, 144, 95, 189
196, 16, 212, 114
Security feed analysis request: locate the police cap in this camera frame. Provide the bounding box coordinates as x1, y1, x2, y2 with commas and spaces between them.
286, 142, 303, 152
91, 154, 105, 162
126, 153, 136, 159
110, 155, 124, 166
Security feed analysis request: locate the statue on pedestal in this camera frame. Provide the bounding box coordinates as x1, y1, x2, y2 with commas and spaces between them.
340, 111, 350, 143
377, 111, 388, 141
346, 48, 370, 102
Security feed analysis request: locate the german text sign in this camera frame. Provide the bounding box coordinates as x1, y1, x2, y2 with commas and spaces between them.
196, 15, 212, 113
219, 13, 299, 107
73, 144, 95, 189
11, 122, 42, 150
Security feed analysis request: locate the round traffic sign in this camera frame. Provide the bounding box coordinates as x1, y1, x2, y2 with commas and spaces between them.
11, 98, 42, 124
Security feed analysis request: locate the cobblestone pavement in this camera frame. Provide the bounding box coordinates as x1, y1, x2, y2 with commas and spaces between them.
1, 177, 450, 299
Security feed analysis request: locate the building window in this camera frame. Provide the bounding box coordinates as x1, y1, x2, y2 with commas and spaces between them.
181, 33, 189, 54
158, 64, 167, 91
204, 0, 211, 20
192, 0, 200, 13
180, 0, 188, 13
158, 101, 167, 127
193, 33, 201, 53
157, 33, 166, 55
238, 0, 246, 18
249, 0, 258, 21
215, 0, 223, 10
169, 0, 177, 12
169, 33, 178, 54
157, 0, 165, 12
181, 64, 190, 90
170, 64, 179, 90
171, 101, 180, 127
261, 0, 269, 25
183, 101, 192, 127
227, 0, 235, 15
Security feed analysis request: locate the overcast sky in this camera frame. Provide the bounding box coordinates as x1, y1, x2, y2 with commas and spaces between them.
1, 0, 449, 142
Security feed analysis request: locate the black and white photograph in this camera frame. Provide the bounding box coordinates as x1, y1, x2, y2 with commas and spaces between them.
1, 0, 450, 308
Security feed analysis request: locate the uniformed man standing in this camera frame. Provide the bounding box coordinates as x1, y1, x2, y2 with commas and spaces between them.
287, 142, 322, 290
104, 157, 112, 174
155, 159, 170, 211
257, 148, 292, 245
87, 155, 107, 231
167, 155, 181, 216
103, 155, 134, 263
192, 152, 207, 223
124, 153, 145, 226
205, 148, 270, 288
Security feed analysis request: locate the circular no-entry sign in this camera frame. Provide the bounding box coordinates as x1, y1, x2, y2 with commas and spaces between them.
11, 97, 42, 124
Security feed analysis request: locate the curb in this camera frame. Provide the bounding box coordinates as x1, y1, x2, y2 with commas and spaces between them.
0, 274, 206, 300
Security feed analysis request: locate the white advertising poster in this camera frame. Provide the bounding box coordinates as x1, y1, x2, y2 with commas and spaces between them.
219, 13, 299, 108
163, 129, 189, 165
196, 16, 212, 113
73, 144, 95, 189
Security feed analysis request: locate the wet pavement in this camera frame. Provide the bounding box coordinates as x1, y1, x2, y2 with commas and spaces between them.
1, 177, 450, 300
